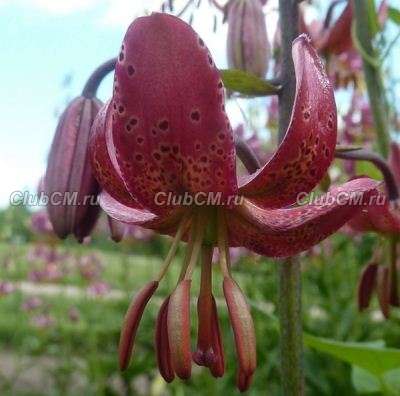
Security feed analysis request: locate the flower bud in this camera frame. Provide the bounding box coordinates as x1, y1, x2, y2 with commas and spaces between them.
377, 266, 390, 318
44, 96, 102, 241
357, 262, 378, 311
107, 216, 126, 242
226, 0, 270, 78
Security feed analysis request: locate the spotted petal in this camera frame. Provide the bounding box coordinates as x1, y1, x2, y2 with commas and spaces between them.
89, 101, 138, 208
348, 194, 400, 235
239, 35, 337, 208
230, 178, 379, 258
316, 2, 353, 55
99, 191, 185, 234
111, 13, 237, 213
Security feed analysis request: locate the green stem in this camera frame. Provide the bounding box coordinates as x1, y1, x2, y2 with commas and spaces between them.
278, 258, 304, 395
353, 0, 390, 158
277, 0, 304, 395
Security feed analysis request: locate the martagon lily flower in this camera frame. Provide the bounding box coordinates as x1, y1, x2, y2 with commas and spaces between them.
89, 13, 378, 391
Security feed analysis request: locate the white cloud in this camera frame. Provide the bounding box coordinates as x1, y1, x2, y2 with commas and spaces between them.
100, 0, 162, 27
0, 0, 97, 14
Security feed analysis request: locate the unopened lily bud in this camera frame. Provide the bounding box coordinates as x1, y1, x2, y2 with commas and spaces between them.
358, 262, 378, 311
226, 0, 270, 78
45, 96, 102, 241
377, 266, 390, 318
107, 216, 126, 242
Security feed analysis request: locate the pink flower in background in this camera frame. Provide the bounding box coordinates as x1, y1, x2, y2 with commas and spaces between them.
30, 210, 54, 236
31, 313, 55, 329
22, 296, 44, 312
0, 281, 15, 297
77, 253, 103, 281
87, 281, 111, 297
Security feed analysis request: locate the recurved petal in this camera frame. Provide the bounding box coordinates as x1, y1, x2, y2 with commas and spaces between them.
89, 101, 138, 208
349, 193, 400, 235
230, 178, 380, 258
239, 35, 337, 208
111, 13, 237, 213
315, 2, 353, 55
119, 280, 159, 370
99, 191, 185, 234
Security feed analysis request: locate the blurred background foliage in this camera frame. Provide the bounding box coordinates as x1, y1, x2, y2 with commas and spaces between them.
0, 204, 399, 395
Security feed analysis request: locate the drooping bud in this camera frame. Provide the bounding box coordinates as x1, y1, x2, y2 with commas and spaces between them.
226, 0, 270, 78
376, 266, 390, 318
155, 297, 175, 382
119, 280, 159, 370
223, 277, 256, 392
357, 262, 378, 311
44, 96, 102, 241
107, 216, 126, 242
45, 59, 116, 242
167, 280, 192, 380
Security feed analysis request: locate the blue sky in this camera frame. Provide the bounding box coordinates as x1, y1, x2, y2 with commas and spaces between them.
0, 0, 243, 207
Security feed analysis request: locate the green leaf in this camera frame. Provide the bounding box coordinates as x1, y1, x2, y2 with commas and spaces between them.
388, 7, 400, 25
366, 0, 381, 36
351, 366, 381, 394
356, 160, 383, 180
304, 334, 400, 377
220, 69, 280, 96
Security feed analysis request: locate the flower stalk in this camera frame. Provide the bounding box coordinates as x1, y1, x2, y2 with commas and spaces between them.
277, 1, 304, 395
353, 0, 390, 158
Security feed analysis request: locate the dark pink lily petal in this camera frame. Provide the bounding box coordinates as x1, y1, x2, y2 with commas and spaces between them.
239, 35, 337, 208
111, 13, 237, 213
119, 280, 159, 370
349, 193, 400, 235
99, 191, 185, 233
230, 178, 380, 258
167, 280, 192, 380
316, 2, 353, 55
155, 297, 175, 383
89, 101, 138, 208
358, 263, 378, 311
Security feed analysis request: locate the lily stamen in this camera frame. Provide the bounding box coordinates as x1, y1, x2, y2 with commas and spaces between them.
156, 212, 192, 282
217, 209, 231, 278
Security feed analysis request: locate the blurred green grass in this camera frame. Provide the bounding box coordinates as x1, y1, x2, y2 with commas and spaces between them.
0, 231, 399, 395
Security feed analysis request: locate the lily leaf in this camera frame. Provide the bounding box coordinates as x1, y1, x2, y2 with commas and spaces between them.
220, 69, 280, 96
388, 7, 400, 25
352, 366, 400, 395
351, 366, 381, 394
304, 334, 400, 377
